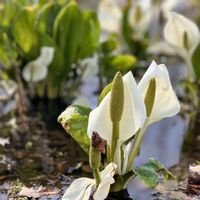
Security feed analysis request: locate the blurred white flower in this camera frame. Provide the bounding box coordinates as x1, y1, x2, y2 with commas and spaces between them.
22, 47, 54, 82
98, 0, 122, 34
138, 61, 180, 124
80, 54, 99, 81
128, 3, 151, 36
147, 41, 176, 56
62, 163, 117, 200
164, 12, 200, 58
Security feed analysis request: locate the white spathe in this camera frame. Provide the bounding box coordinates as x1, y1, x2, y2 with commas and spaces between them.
62, 163, 117, 200
164, 12, 200, 58
98, 0, 122, 33
22, 46, 54, 82
138, 61, 180, 124
87, 71, 146, 145
128, 4, 150, 36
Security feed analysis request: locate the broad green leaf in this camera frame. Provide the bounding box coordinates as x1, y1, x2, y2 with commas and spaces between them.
135, 165, 159, 188
58, 105, 91, 153
12, 8, 38, 54
101, 54, 136, 79
98, 82, 112, 105
144, 158, 175, 180
36, 2, 61, 35
135, 158, 175, 188
37, 32, 65, 98
53, 1, 84, 73
77, 10, 100, 58
192, 42, 200, 79
102, 54, 136, 71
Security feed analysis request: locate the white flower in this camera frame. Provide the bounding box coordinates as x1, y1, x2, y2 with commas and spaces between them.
128, 3, 150, 36
62, 163, 117, 200
80, 54, 99, 81
164, 12, 200, 58
98, 0, 122, 34
87, 71, 146, 174
138, 61, 180, 124
87, 71, 146, 146
22, 46, 54, 82
147, 41, 176, 56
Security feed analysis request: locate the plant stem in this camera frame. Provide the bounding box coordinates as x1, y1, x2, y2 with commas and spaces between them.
111, 122, 119, 161
186, 56, 196, 81
126, 120, 148, 172
106, 144, 111, 164
93, 168, 101, 187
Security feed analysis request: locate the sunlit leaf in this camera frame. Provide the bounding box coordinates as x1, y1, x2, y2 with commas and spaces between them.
12, 8, 38, 54
58, 105, 91, 153
101, 54, 137, 79
77, 10, 100, 58
36, 2, 61, 35
53, 1, 84, 72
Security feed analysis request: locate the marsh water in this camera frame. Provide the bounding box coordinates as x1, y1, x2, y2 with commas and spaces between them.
0, 62, 199, 199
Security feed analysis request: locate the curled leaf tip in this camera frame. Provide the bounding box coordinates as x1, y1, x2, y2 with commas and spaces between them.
110, 72, 124, 122
91, 132, 107, 154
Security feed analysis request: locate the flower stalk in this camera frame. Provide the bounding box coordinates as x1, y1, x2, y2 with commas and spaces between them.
126, 78, 156, 172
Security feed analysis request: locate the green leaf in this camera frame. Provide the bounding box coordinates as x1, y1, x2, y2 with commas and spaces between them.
37, 33, 65, 98
53, 1, 84, 72
102, 54, 137, 71
192, 42, 200, 79
135, 158, 175, 188
77, 10, 100, 58
36, 2, 61, 35
98, 82, 112, 105
101, 54, 137, 79
101, 35, 120, 55
12, 8, 38, 54
58, 105, 91, 153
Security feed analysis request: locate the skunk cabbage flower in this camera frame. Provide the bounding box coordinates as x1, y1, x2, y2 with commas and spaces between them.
98, 0, 122, 34
138, 61, 180, 124
22, 47, 54, 82
87, 71, 146, 146
128, 4, 150, 36
62, 163, 117, 200
164, 12, 200, 58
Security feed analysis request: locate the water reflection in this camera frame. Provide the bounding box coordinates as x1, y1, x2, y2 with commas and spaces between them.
128, 115, 186, 199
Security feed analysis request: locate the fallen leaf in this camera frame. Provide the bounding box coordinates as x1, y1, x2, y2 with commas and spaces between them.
19, 186, 60, 198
